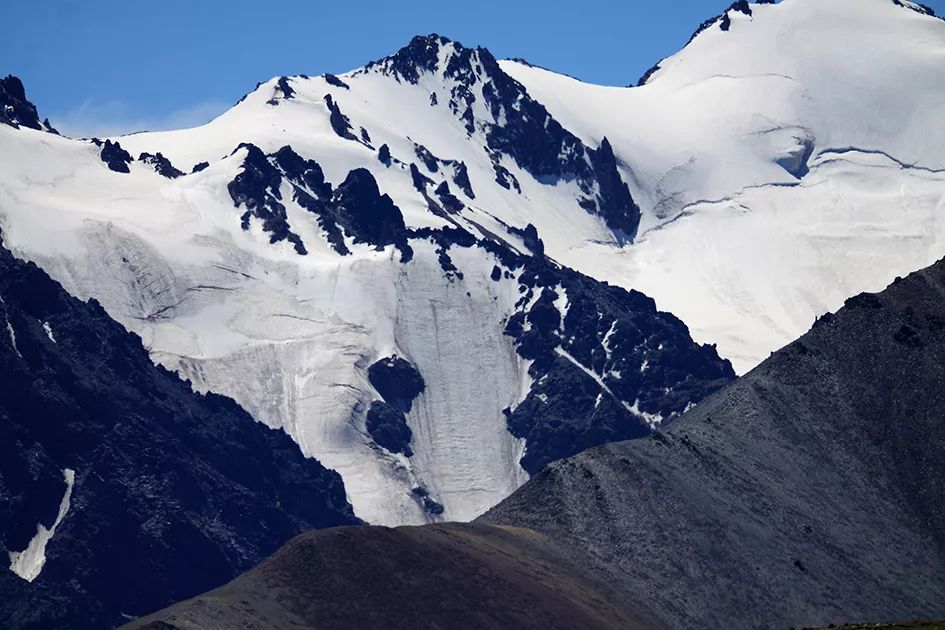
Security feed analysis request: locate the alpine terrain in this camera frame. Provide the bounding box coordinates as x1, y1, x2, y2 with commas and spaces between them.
1, 0, 945, 626
2, 0, 942, 529
128, 247, 945, 629
0, 236, 357, 629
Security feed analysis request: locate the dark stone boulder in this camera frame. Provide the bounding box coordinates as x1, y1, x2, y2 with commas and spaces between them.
267, 76, 295, 105
323, 73, 350, 89
139, 152, 184, 179
365, 401, 414, 457
0, 75, 43, 131
325, 94, 359, 142
367, 356, 425, 413
99, 140, 133, 174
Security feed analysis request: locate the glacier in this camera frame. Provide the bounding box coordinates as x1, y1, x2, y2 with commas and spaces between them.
8, 468, 74, 583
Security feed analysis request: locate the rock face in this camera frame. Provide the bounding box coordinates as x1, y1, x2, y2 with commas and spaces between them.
99, 139, 134, 173
485, 258, 945, 629
0, 240, 358, 630
0, 76, 46, 131
139, 152, 185, 179
330, 168, 412, 259
227, 143, 309, 255
122, 524, 652, 630
227, 144, 414, 260
367, 356, 425, 412
365, 356, 426, 457
501, 252, 734, 473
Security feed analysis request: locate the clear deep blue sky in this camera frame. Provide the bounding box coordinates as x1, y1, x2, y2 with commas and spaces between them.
3, 0, 944, 136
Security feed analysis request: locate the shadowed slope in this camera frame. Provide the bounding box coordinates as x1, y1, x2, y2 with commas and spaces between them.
124, 523, 651, 630
0, 240, 358, 629
484, 258, 945, 629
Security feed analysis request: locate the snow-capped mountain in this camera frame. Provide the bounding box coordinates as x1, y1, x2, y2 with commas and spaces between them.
1, 0, 942, 527
0, 45, 734, 525
502, 0, 945, 370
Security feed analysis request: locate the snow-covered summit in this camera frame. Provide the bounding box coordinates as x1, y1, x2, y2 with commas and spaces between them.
0, 76, 57, 134
501, 0, 945, 370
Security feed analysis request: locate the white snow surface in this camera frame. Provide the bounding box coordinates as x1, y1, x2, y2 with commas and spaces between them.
0, 0, 944, 524
9, 468, 75, 583
501, 0, 945, 371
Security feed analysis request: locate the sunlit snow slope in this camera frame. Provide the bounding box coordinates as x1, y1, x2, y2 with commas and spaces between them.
502, 0, 945, 370
0, 0, 942, 525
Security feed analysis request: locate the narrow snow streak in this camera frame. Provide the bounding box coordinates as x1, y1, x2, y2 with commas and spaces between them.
9, 468, 76, 582
5, 321, 21, 359
554, 347, 652, 420
43, 321, 56, 343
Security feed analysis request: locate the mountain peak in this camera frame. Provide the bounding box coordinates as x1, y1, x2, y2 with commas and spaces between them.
363, 33, 499, 85
0, 75, 56, 133
892, 0, 941, 18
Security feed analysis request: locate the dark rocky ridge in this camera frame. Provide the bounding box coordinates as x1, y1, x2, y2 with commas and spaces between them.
139, 152, 185, 179
0, 75, 54, 132
364, 35, 642, 236
409, 142, 477, 202
485, 258, 945, 628
330, 168, 412, 259
123, 524, 652, 630
325, 93, 362, 144
323, 73, 350, 89
501, 249, 734, 473
0, 239, 358, 630
227, 143, 309, 254
228, 144, 413, 260
98, 139, 134, 173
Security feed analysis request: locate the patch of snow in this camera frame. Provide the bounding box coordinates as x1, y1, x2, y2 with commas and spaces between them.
554, 346, 633, 414
630, 400, 664, 429
9, 468, 75, 583
5, 321, 20, 358
42, 321, 56, 343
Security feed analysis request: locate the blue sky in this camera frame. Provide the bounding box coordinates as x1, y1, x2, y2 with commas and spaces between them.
3, 0, 944, 137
